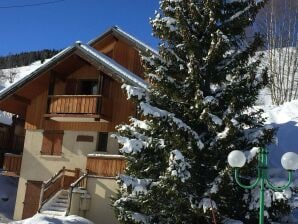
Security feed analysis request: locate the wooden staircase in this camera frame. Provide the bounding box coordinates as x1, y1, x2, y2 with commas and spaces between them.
39, 190, 69, 216
38, 167, 80, 216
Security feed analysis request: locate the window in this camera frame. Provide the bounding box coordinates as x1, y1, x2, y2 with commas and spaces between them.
41, 131, 64, 156
65, 79, 98, 95
96, 132, 108, 152
79, 80, 98, 95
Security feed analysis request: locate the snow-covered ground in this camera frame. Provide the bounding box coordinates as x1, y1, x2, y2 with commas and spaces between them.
0, 174, 18, 223
9, 214, 93, 224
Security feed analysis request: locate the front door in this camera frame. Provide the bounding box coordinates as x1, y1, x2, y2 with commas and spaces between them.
22, 180, 42, 219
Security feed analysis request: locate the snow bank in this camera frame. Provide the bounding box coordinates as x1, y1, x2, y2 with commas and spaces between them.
263, 99, 298, 169
10, 214, 94, 224
0, 174, 18, 223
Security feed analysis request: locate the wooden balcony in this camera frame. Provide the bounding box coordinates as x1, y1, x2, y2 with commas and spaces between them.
48, 95, 101, 114
86, 154, 126, 177
45, 95, 112, 120
2, 153, 22, 176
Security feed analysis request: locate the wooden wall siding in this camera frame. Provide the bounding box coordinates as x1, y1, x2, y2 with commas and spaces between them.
3, 153, 22, 176
0, 99, 27, 118
25, 88, 48, 130
93, 35, 118, 53
22, 181, 42, 219
110, 80, 136, 125
67, 65, 98, 80
0, 126, 11, 150
15, 72, 50, 100
49, 95, 100, 114
12, 135, 25, 153
86, 156, 126, 177
113, 40, 144, 77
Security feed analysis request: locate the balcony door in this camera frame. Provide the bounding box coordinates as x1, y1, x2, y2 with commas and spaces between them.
65, 79, 99, 95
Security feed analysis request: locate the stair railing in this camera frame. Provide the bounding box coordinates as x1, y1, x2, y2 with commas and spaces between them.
66, 172, 88, 215
38, 167, 79, 212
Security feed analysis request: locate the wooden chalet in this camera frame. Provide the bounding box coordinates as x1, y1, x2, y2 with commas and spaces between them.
0, 26, 153, 223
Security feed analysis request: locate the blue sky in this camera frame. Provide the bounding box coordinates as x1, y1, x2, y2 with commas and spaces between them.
0, 0, 159, 56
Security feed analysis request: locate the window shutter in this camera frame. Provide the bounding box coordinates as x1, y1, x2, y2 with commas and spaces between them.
41, 131, 63, 155
52, 132, 63, 156
41, 133, 53, 155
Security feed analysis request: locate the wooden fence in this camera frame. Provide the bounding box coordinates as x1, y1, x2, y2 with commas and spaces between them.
3, 153, 22, 176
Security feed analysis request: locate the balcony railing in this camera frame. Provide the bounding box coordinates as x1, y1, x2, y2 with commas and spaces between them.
48, 95, 102, 114
86, 154, 126, 177
2, 153, 22, 176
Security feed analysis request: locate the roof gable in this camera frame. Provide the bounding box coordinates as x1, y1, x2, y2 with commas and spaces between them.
88, 26, 158, 55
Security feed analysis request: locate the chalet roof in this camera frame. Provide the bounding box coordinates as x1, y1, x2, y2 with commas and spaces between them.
88, 26, 158, 55
0, 28, 150, 103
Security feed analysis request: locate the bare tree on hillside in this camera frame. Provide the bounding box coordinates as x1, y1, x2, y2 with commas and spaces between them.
256, 0, 298, 105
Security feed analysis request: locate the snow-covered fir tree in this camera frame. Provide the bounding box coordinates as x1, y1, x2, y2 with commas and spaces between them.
113, 0, 290, 223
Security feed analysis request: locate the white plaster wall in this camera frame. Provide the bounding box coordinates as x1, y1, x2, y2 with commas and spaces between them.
13, 129, 119, 220
85, 177, 119, 224
13, 177, 26, 220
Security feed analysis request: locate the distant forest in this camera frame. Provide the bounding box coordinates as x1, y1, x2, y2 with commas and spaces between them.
0, 49, 60, 69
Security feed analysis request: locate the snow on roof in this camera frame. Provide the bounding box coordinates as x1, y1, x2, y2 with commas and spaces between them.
88, 26, 159, 55
76, 42, 149, 90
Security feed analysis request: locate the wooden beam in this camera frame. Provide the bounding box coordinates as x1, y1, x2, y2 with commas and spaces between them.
12, 94, 31, 105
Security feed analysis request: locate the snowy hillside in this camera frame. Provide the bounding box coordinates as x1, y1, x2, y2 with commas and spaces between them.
0, 60, 50, 90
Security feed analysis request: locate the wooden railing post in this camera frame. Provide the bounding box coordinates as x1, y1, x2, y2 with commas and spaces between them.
61, 166, 65, 188
75, 168, 80, 179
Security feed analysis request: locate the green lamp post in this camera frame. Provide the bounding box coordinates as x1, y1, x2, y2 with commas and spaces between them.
227, 148, 298, 224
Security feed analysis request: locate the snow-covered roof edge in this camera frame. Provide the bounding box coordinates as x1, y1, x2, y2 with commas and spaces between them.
76, 42, 149, 90
88, 26, 159, 55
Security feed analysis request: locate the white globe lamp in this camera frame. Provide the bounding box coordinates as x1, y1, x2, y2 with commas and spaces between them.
228, 150, 246, 168
281, 152, 298, 171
